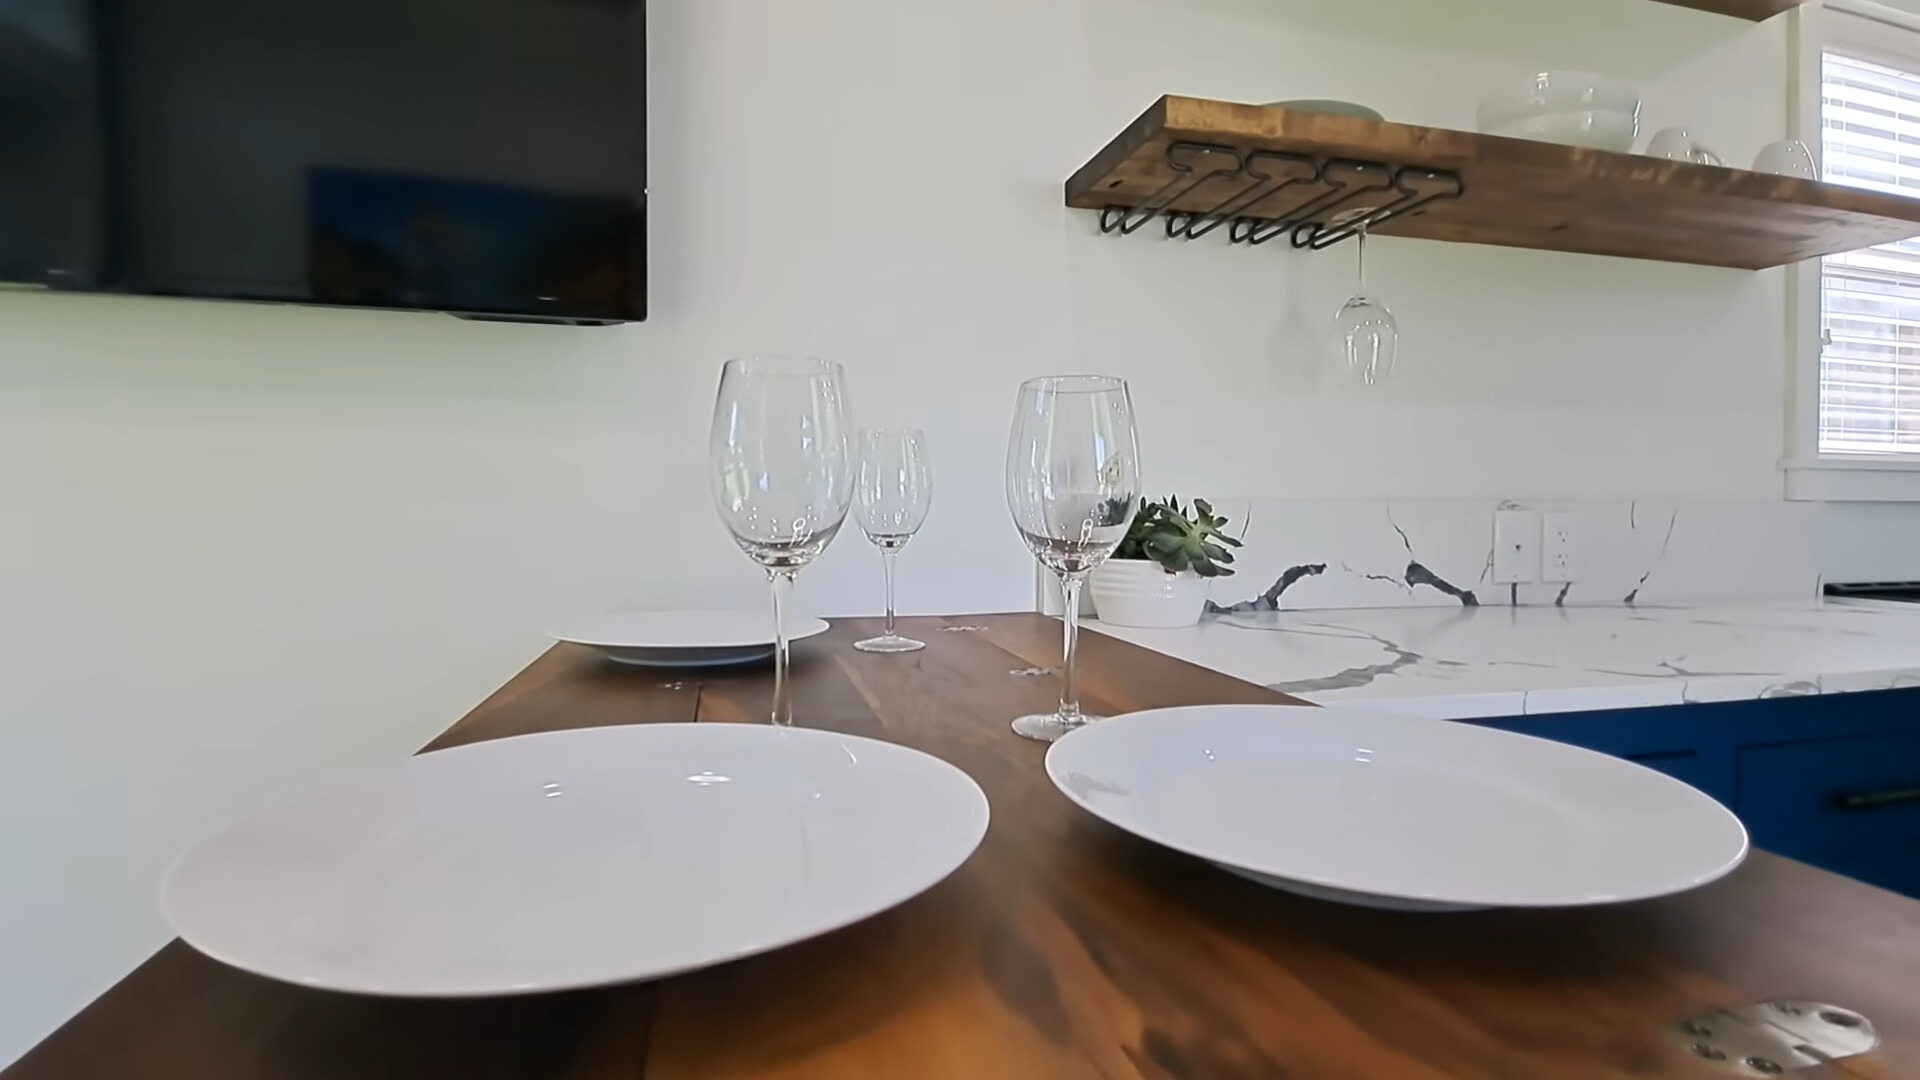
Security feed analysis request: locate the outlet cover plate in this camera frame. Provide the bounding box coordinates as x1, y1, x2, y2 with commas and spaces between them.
1543, 511, 1577, 583
1493, 509, 1539, 584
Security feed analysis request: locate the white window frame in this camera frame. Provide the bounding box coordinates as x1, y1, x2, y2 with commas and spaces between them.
1786, 0, 1920, 499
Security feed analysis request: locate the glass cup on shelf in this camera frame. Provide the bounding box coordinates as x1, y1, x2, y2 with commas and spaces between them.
1004, 375, 1141, 743
708, 357, 853, 726
852, 428, 933, 653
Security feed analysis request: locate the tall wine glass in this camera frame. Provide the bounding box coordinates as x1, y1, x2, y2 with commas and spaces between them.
853, 428, 933, 653
709, 357, 853, 726
1330, 213, 1398, 387
1005, 375, 1141, 742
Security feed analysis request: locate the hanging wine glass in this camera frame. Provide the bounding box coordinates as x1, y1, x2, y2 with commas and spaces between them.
1329, 209, 1398, 388
708, 357, 853, 726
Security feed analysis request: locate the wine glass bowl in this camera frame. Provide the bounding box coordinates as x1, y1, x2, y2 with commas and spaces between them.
1005, 375, 1142, 742
1329, 210, 1399, 388
853, 428, 933, 654
1333, 296, 1398, 388
709, 357, 853, 724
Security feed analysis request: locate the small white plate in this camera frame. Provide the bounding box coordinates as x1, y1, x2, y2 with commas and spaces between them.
550, 610, 831, 668
162, 724, 989, 996
1265, 98, 1385, 121
1047, 704, 1747, 911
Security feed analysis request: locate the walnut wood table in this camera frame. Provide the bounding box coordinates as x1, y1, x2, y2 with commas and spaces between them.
10, 614, 1919, 1079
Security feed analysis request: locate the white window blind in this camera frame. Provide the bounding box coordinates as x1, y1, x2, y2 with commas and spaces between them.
1822, 51, 1920, 454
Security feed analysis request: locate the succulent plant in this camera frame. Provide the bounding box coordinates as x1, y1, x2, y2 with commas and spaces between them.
1113, 497, 1243, 577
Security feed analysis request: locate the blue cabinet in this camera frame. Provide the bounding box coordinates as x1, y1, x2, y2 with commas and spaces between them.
1466, 689, 1920, 898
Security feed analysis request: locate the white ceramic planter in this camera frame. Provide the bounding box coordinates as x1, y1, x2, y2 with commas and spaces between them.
1089, 559, 1210, 628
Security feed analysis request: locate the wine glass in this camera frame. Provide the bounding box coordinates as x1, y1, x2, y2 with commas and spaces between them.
852, 428, 933, 653
1004, 375, 1141, 742
1330, 211, 1398, 388
708, 357, 853, 726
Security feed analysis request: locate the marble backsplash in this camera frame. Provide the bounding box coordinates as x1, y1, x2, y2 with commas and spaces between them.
1053, 499, 1822, 613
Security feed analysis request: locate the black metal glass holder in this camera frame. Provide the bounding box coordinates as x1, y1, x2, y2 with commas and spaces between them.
1096, 143, 1242, 236
1095, 140, 1465, 251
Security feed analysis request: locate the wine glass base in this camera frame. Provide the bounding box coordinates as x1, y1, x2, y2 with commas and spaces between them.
1011, 712, 1103, 743
853, 634, 925, 654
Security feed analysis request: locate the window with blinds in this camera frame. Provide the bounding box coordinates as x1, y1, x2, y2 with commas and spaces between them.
1822, 51, 1920, 454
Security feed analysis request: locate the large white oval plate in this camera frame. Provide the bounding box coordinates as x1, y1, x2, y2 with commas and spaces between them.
162, 724, 988, 996
1046, 705, 1748, 910
549, 610, 831, 668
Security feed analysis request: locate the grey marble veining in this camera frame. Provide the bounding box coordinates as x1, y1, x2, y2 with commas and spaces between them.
1194, 499, 1819, 614
1089, 599, 1920, 721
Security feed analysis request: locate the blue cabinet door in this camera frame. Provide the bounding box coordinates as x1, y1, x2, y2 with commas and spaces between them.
1615, 749, 1718, 796
1736, 730, 1920, 897
1463, 689, 1920, 898
1467, 710, 1736, 806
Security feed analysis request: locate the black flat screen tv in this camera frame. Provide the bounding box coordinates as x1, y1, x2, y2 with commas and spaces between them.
0, 0, 647, 323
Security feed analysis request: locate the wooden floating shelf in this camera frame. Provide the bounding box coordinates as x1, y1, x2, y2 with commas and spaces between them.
1065, 97, 1920, 271
1649, 0, 1810, 20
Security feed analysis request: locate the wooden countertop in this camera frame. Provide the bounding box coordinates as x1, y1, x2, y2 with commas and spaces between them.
10, 614, 1919, 1079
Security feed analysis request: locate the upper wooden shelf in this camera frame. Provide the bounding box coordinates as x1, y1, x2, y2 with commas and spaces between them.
1065, 97, 1920, 270
1649, 0, 1810, 20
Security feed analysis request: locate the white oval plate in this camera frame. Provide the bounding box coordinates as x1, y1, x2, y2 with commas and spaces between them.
550, 610, 831, 668
162, 724, 988, 996
1047, 704, 1747, 911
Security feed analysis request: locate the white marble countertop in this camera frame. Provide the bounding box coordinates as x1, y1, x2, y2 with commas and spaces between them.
1088, 599, 1920, 720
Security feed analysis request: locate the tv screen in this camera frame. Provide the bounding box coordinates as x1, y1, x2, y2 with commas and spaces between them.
0, 0, 647, 323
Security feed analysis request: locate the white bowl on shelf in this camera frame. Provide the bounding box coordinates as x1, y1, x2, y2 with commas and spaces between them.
1754, 138, 1819, 179
1478, 71, 1642, 152
1265, 99, 1385, 122
1644, 126, 1724, 166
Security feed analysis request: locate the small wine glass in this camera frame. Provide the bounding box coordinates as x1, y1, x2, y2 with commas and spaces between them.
708, 357, 853, 726
1005, 375, 1141, 743
853, 428, 933, 653
1330, 210, 1398, 388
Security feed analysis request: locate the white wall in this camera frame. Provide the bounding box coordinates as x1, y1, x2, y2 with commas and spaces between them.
0, 0, 1813, 1062
1824, 502, 1920, 580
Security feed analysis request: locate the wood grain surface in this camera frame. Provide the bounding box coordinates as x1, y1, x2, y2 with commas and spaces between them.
9, 614, 1920, 1079
1064, 97, 1920, 270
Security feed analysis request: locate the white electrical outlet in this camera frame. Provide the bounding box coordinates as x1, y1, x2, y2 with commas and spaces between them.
1543, 511, 1578, 583
1492, 509, 1539, 584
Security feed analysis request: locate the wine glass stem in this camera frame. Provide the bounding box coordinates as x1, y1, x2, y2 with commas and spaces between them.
1356, 222, 1369, 294
881, 548, 900, 638
1059, 573, 1085, 724
769, 568, 797, 726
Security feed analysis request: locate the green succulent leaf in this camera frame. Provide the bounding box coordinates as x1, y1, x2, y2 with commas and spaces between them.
1109, 494, 1242, 578
1199, 540, 1229, 561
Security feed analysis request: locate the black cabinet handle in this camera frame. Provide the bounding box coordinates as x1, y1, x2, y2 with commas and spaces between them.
1833, 786, 1920, 812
